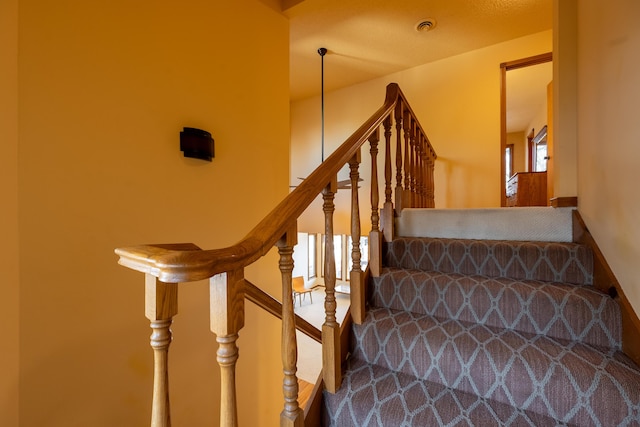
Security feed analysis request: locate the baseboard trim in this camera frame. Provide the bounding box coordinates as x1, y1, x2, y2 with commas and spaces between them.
573, 210, 640, 366
550, 196, 578, 207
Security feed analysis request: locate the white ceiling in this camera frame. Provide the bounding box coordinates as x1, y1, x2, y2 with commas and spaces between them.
506, 61, 553, 133
285, 0, 553, 101
282, 0, 553, 133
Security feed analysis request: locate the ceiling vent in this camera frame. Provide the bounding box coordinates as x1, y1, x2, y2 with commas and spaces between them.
415, 18, 436, 32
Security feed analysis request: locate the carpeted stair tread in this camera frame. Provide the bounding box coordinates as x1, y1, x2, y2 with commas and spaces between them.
384, 237, 594, 286
323, 357, 575, 427
321, 231, 640, 426
372, 267, 621, 349
349, 307, 640, 427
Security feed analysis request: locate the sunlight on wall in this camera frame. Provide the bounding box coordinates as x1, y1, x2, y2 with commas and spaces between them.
16, 0, 289, 425
0, 0, 19, 425
576, 0, 640, 315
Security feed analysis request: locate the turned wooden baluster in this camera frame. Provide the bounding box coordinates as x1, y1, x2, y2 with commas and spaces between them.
381, 116, 394, 242
402, 111, 412, 209
348, 151, 365, 324
395, 103, 405, 212
369, 128, 382, 278
428, 145, 436, 207
210, 269, 245, 427
416, 134, 423, 208
145, 274, 178, 427
383, 116, 393, 208
415, 133, 424, 208
427, 141, 432, 205
410, 120, 417, 207
420, 135, 427, 207
322, 177, 341, 393
277, 227, 304, 427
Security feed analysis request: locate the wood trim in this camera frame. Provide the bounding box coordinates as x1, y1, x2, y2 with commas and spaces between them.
526, 128, 535, 172
500, 62, 507, 206
546, 81, 554, 203
340, 309, 353, 364
500, 52, 554, 72
243, 279, 322, 343
572, 210, 640, 366
500, 52, 552, 207
550, 196, 577, 207
302, 374, 323, 427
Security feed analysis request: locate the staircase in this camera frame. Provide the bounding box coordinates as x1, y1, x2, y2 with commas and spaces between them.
323, 208, 640, 426
115, 85, 640, 426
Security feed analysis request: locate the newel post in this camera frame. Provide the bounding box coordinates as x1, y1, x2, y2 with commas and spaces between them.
210, 269, 245, 427
145, 274, 178, 427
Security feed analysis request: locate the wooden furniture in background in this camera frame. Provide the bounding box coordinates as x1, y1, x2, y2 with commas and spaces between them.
292, 276, 313, 306
500, 52, 552, 206
506, 171, 548, 206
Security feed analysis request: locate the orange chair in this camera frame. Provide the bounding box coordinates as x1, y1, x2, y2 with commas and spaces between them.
292, 276, 313, 306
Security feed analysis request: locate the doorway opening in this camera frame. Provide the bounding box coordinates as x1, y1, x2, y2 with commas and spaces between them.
500, 52, 552, 206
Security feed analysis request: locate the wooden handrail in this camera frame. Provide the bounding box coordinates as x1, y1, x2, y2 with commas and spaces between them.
243, 280, 322, 343
116, 82, 436, 427
115, 84, 434, 284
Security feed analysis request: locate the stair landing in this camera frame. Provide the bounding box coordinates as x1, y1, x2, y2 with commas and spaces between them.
396, 207, 574, 242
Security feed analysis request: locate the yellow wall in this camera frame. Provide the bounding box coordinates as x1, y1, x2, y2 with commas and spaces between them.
16, 0, 289, 425
553, 0, 578, 198
0, 0, 20, 424
507, 131, 526, 174
291, 31, 553, 211
576, 0, 640, 314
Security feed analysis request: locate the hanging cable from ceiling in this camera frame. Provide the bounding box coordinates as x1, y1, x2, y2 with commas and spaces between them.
318, 47, 327, 162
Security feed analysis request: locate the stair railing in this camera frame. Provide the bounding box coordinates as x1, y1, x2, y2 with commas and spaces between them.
115, 82, 436, 427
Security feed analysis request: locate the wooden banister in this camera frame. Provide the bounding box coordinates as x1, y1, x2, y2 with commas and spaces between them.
243, 280, 321, 343
115, 83, 436, 426
116, 85, 414, 283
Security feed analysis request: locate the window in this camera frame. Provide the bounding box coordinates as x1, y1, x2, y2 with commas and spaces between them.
320, 234, 343, 280
505, 144, 514, 184
308, 233, 316, 279
530, 126, 548, 172
535, 143, 548, 172
347, 236, 369, 275
334, 235, 343, 280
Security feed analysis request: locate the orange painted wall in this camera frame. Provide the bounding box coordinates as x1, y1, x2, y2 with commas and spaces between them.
291, 30, 553, 225
0, 0, 20, 425
16, 0, 289, 425
576, 0, 640, 315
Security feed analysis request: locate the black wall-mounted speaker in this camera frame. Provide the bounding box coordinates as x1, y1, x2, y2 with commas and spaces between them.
180, 127, 214, 161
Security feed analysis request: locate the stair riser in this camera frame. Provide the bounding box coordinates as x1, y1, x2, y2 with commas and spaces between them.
351, 309, 640, 426
385, 238, 594, 286
396, 207, 575, 242
372, 268, 621, 350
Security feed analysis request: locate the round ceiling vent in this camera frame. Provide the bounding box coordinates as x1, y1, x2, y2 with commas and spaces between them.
415, 18, 437, 32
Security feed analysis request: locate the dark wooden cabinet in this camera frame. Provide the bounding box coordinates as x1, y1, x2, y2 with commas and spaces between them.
506, 172, 547, 207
